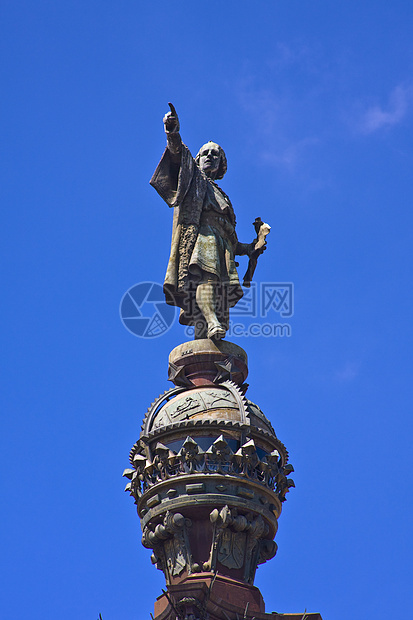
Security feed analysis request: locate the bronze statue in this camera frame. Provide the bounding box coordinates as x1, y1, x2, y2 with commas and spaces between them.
150, 103, 269, 341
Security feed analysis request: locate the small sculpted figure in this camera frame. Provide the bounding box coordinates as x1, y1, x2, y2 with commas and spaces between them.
150, 103, 269, 341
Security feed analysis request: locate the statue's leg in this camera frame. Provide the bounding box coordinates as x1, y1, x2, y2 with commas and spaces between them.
194, 317, 208, 340
196, 275, 226, 341
217, 282, 230, 332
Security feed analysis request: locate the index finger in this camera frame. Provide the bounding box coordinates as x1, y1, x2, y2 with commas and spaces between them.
168, 102, 178, 117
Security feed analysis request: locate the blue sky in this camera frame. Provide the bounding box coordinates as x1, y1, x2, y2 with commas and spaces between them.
1, 1, 413, 618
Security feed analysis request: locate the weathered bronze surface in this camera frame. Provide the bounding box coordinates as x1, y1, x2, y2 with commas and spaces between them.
150, 103, 270, 342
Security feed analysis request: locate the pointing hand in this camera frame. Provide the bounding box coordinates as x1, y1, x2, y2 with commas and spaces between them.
163, 102, 180, 133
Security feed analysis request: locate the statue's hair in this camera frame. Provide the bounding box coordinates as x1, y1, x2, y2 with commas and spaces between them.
195, 141, 227, 180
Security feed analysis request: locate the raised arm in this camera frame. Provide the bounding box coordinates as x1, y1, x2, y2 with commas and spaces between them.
163, 102, 182, 163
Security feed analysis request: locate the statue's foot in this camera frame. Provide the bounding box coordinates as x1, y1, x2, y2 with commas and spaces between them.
207, 322, 226, 341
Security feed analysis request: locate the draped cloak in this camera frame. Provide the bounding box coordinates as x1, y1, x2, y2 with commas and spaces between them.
150, 144, 243, 325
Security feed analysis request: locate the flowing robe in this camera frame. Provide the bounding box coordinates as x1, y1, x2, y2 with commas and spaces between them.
150, 144, 243, 325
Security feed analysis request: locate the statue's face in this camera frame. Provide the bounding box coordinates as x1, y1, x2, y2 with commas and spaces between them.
198, 142, 221, 178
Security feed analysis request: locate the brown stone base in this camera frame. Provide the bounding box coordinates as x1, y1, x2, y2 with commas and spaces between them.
153, 573, 322, 620
168, 339, 248, 387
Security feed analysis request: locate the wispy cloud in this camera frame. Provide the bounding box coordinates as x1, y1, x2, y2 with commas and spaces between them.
335, 361, 360, 382
230, 44, 332, 175
236, 79, 320, 172
260, 137, 319, 169
359, 84, 412, 134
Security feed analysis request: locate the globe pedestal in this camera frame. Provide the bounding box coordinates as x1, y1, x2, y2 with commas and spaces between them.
124, 341, 322, 619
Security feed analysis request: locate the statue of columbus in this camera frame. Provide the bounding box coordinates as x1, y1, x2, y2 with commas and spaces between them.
150, 103, 269, 341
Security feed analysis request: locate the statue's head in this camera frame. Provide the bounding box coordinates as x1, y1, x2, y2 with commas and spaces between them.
195, 141, 227, 180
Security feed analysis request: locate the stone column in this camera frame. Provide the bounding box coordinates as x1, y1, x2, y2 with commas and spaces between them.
124, 339, 322, 620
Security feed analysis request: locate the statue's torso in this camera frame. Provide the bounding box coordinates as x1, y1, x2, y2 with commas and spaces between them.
203, 180, 235, 225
